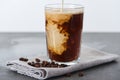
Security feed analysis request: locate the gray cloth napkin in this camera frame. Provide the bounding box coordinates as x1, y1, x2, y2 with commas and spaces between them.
6, 46, 119, 79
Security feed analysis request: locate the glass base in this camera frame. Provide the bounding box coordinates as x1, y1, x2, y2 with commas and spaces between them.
48, 58, 80, 65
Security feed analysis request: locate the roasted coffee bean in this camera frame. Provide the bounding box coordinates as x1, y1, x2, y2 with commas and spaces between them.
20, 57, 68, 68
35, 58, 40, 62
34, 63, 41, 67
28, 62, 32, 65
47, 62, 51, 65
45, 62, 51, 67
31, 61, 35, 64
55, 63, 59, 67
7, 64, 13, 66
51, 61, 55, 65
46, 64, 51, 67
31, 62, 35, 66
60, 64, 68, 67
53, 64, 58, 67
19, 57, 24, 61
43, 61, 48, 64
65, 73, 72, 77
19, 57, 28, 62
78, 72, 84, 77
51, 64, 55, 67
42, 61, 48, 67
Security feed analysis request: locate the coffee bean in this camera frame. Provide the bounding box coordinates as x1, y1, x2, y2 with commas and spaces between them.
42, 61, 48, 67
35, 58, 40, 62
65, 73, 71, 77
46, 64, 51, 67
51, 64, 56, 67
28, 62, 32, 65
19, 57, 28, 62
55, 63, 59, 67
7, 64, 13, 66
51, 61, 55, 65
31, 61, 35, 64
34, 63, 41, 67
31, 61, 35, 66
21, 57, 68, 68
78, 72, 84, 77
60, 64, 68, 67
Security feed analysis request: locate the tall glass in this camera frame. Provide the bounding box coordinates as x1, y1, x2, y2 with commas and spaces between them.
45, 4, 84, 63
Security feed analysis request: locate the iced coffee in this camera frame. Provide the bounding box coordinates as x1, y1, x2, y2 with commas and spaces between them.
45, 4, 84, 62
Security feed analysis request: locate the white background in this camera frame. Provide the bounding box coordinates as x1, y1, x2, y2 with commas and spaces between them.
0, 0, 120, 32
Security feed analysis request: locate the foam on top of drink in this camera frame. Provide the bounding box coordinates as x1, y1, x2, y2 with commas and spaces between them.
46, 8, 83, 14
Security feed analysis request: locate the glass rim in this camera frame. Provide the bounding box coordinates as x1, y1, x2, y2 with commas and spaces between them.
45, 3, 84, 9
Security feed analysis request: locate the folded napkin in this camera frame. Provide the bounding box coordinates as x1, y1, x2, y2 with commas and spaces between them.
6, 46, 119, 80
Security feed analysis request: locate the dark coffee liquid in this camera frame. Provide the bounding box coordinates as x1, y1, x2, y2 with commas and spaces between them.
46, 11, 83, 62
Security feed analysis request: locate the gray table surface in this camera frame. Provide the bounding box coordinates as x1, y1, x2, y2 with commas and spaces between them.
0, 32, 120, 80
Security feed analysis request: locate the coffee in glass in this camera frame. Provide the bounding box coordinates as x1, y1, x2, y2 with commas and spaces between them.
45, 4, 84, 63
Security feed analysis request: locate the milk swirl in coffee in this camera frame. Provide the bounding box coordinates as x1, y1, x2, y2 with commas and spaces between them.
45, 7, 83, 62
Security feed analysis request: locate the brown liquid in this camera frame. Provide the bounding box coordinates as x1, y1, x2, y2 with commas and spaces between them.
46, 10, 83, 62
